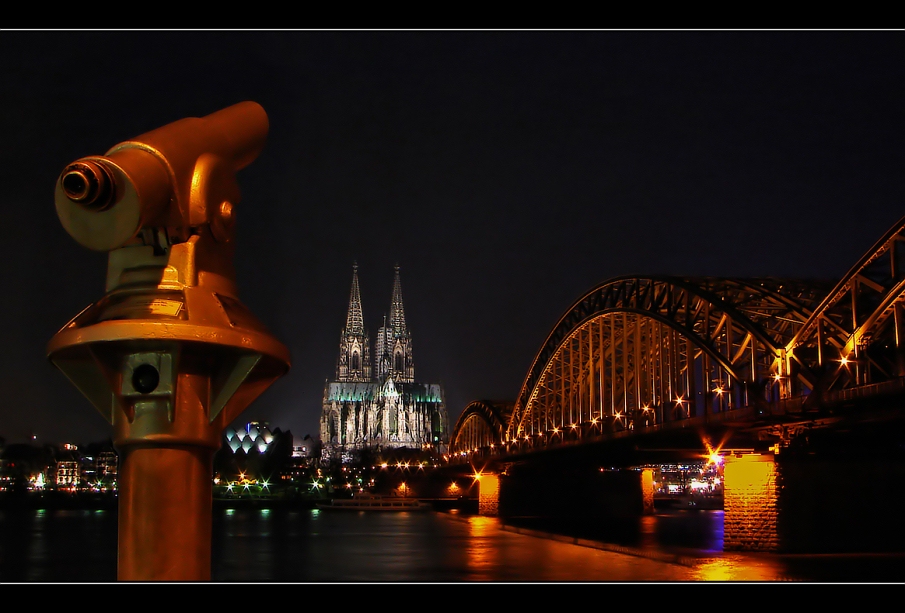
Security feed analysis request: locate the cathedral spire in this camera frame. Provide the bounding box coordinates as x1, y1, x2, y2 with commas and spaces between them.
336, 262, 370, 382
389, 264, 408, 336
345, 262, 364, 335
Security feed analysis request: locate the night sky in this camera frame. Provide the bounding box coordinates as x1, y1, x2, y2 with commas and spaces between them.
0, 30, 901, 447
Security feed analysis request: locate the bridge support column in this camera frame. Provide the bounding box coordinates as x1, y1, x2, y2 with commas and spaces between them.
894, 302, 905, 376
641, 467, 655, 515
477, 473, 500, 516
722, 452, 779, 552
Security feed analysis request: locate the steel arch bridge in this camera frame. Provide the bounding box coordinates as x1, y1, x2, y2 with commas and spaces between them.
450, 215, 905, 456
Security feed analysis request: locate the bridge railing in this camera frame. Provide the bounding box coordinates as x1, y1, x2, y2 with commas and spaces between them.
822, 376, 905, 406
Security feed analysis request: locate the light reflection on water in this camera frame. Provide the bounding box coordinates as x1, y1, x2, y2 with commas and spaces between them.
690, 555, 791, 582
464, 515, 498, 577
1, 507, 901, 582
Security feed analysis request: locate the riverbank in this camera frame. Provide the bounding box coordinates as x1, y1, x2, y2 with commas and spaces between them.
488, 511, 905, 582
0, 492, 479, 514
0, 491, 117, 511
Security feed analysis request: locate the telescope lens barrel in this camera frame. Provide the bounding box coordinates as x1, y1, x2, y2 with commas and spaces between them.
54, 102, 269, 252
60, 160, 115, 210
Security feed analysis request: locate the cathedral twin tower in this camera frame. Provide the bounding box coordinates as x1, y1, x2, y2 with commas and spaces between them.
320, 265, 449, 462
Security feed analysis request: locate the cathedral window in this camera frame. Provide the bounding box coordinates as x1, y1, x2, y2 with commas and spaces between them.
352, 351, 360, 371
394, 351, 404, 372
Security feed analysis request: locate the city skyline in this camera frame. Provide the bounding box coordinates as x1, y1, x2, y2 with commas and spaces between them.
0, 29, 902, 446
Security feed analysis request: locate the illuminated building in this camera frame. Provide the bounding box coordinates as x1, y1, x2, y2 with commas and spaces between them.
93, 448, 118, 489
54, 444, 81, 490
217, 421, 294, 483
223, 421, 276, 454
320, 265, 449, 463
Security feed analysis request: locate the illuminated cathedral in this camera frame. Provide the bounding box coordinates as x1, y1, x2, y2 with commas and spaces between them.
320, 264, 449, 462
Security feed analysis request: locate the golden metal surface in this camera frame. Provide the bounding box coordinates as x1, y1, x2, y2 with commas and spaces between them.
48, 102, 289, 581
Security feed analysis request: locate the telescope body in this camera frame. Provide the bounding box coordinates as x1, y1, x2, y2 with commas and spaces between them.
48, 102, 290, 581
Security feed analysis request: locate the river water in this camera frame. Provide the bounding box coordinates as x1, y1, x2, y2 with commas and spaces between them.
0, 505, 902, 583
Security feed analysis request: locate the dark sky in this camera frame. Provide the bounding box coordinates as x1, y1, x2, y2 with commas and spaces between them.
1, 30, 902, 447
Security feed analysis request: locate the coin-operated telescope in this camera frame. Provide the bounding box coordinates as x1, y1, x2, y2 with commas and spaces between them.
47, 102, 290, 581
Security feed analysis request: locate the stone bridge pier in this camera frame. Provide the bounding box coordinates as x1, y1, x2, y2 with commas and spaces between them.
724, 448, 905, 553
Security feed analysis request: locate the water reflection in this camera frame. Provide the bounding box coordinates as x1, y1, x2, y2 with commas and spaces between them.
637, 515, 658, 549
691, 554, 791, 582
651, 509, 724, 552
1, 507, 901, 582
0, 508, 118, 582
465, 515, 499, 578
455, 513, 701, 581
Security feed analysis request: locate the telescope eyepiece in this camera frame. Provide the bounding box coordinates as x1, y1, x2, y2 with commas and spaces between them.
60, 160, 115, 211
132, 363, 160, 394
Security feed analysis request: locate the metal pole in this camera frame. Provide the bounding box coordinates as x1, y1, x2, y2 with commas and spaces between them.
118, 446, 213, 580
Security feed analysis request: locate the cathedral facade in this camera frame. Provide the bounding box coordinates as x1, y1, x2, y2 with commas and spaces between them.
320, 265, 449, 463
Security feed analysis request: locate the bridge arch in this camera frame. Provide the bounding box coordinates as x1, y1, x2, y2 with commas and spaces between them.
506, 276, 826, 446
785, 215, 905, 393
449, 400, 511, 457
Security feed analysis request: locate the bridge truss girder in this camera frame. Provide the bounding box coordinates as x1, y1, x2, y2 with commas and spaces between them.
785, 215, 905, 393
507, 276, 825, 446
